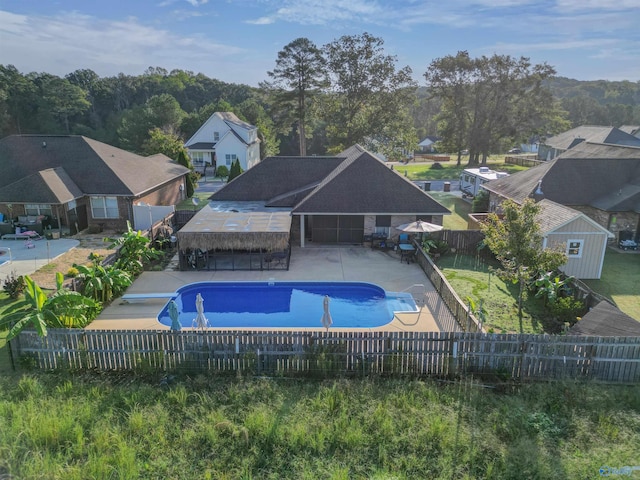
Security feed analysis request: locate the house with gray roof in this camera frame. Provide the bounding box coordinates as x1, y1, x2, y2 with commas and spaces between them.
0, 135, 190, 233
539, 125, 640, 160
619, 125, 640, 138
184, 111, 260, 174
482, 141, 640, 249
175, 145, 449, 270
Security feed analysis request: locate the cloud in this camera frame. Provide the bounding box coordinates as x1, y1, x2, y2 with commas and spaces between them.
0, 9, 245, 79
246, 0, 387, 26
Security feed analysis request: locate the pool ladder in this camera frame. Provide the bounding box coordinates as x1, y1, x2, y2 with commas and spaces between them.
393, 284, 427, 326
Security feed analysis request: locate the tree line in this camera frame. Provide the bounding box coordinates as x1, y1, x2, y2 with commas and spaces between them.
1, 34, 639, 165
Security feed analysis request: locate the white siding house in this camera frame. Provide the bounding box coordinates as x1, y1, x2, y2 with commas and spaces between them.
185, 112, 261, 173
460, 167, 509, 197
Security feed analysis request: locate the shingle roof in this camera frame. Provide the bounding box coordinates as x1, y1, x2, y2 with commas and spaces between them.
0, 167, 83, 203
187, 142, 216, 150
569, 300, 640, 336
218, 112, 255, 131
544, 126, 640, 150
619, 125, 640, 136
536, 199, 613, 237
211, 145, 450, 216
483, 142, 640, 212
0, 135, 189, 202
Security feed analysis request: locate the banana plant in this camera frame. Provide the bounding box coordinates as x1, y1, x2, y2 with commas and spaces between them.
1, 274, 100, 340
75, 264, 132, 303
534, 272, 574, 305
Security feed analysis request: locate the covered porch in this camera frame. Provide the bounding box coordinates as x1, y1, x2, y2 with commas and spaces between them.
176, 206, 292, 271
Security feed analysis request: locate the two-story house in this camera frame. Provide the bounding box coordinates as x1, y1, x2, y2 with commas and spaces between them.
184, 112, 261, 174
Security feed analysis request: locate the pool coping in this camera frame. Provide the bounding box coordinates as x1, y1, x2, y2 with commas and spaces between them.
87, 246, 448, 333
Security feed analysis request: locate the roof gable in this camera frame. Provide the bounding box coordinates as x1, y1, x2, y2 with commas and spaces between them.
537, 199, 613, 237
544, 126, 640, 150
293, 151, 449, 215
0, 135, 188, 201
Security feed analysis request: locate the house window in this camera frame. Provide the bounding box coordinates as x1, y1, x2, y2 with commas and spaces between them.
25, 204, 52, 217
567, 239, 584, 258
225, 154, 237, 166
90, 196, 119, 219
375, 215, 391, 237
214, 132, 220, 142
190, 151, 205, 165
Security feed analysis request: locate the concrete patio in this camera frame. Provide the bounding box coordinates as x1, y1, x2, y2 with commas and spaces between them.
89, 245, 457, 333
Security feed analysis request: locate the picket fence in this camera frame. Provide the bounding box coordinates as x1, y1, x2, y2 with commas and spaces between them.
13, 329, 640, 383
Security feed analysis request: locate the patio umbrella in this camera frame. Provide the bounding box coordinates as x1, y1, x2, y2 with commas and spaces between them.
193, 293, 210, 329
321, 295, 333, 331
168, 300, 182, 331
395, 220, 443, 233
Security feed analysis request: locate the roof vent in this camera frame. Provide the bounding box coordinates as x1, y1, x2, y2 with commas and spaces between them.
42, 141, 47, 148
479, 166, 490, 173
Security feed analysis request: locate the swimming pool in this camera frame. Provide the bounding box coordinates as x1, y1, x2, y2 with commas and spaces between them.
157, 281, 418, 329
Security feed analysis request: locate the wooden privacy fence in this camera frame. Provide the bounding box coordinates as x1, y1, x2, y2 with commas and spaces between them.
504, 155, 545, 167
13, 330, 640, 383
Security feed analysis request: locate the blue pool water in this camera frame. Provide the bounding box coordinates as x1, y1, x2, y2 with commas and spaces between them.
157, 281, 418, 329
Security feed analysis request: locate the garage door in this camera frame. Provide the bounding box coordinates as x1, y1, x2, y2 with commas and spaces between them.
311, 215, 364, 244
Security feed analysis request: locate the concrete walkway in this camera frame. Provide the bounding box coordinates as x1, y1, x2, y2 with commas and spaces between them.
0, 238, 79, 279
89, 246, 455, 333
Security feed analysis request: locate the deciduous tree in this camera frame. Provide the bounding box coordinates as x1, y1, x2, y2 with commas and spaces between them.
481, 199, 567, 333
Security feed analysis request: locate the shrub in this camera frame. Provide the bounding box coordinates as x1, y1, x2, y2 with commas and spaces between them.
549, 297, 586, 326
472, 190, 490, 212
3, 270, 25, 299
430, 162, 443, 170
216, 165, 229, 178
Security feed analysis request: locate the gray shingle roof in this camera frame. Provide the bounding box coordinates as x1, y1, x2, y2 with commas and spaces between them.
569, 300, 640, 336
536, 199, 581, 233
483, 142, 640, 213
544, 126, 640, 150
211, 145, 449, 216
0, 135, 189, 202
187, 142, 216, 150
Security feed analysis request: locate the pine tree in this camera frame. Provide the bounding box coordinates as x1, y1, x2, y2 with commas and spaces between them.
176, 149, 195, 197
227, 159, 243, 182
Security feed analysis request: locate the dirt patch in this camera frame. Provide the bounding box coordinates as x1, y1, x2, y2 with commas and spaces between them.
29, 232, 117, 290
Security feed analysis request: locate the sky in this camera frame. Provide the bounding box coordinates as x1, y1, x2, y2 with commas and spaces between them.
1, 0, 639, 87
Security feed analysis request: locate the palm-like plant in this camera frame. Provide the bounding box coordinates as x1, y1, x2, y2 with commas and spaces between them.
75, 264, 132, 303
105, 221, 162, 276
1, 274, 100, 340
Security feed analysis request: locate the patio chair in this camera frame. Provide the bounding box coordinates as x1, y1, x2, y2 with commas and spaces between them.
398, 233, 410, 245
24, 239, 35, 249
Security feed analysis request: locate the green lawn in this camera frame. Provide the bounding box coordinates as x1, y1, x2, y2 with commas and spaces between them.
175, 191, 210, 211
437, 253, 549, 334
400, 157, 529, 181
0, 373, 637, 479
428, 192, 472, 230
583, 249, 640, 320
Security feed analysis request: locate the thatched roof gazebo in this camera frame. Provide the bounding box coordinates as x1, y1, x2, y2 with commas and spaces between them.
176, 205, 292, 271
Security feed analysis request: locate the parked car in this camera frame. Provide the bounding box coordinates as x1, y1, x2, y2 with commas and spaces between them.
508, 148, 522, 154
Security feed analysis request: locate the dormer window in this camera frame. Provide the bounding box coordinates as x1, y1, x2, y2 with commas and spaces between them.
214, 132, 220, 142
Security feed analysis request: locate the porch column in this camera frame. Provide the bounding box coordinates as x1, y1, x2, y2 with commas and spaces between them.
300, 214, 305, 248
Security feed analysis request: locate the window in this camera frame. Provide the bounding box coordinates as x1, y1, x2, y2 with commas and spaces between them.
214, 132, 220, 142
90, 196, 119, 219
189, 151, 205, 165
225, 154, 237, 166
25, 204, 52, 216
375, 215, 391, 238
567, 239, 583, 258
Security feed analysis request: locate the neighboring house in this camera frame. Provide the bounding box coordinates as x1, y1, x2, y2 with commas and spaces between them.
418, 136, 441, 153
538, 125, 640, 161
569, 301, 640, 335
619, 125, 640, 138
175, 144, 450, 270
184, 112, 261, 173
468, 199, 614, 279
460, 166, 509, 197
482, 141, 640, 246
0, 135, 190, 233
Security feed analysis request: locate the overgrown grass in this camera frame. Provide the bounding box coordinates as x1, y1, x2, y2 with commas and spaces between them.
0, 372, 637, 479
400, 157, 529, 181
428, 192, 472, 230
436, 253, 548, 333
583, 249, 640, 320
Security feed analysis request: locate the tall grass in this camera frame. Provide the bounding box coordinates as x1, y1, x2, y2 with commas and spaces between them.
0, 372, 638, 479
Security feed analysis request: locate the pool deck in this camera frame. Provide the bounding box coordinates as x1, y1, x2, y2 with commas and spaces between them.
88, 246, 454, 333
